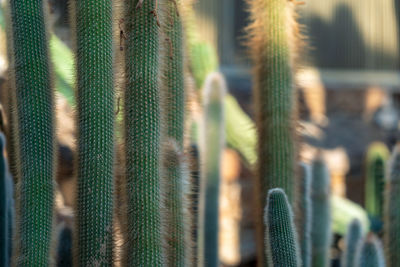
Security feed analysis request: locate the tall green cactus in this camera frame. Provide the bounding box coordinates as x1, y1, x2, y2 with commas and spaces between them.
7, 1, 55, 264
199, 72, 226, 267
248, 0, 298, 264
365, 142, 389, 223
123, 0, 163, 265
162, 139, 189, 267
163, 0, 184, 146
265, 188, 301, 267
0, 133, 13, 267
383, 143, 400, 266
341, 219, 364, 267
295, 163, 312, 267
311, 156, 331, 267
72, 0, 115, 265
355, 234, 385, 267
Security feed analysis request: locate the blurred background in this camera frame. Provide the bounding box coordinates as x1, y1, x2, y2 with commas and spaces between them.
1, 0, 400, 266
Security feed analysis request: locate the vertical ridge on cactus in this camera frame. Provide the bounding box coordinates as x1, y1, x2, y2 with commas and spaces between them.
72, 0, 115, 265
341, 219, 363, 267
310, 156, 331, 267
199, 72, 226, 267
355, 234, 385, 267
265, 188, 301, 267
247, 0, 299, 264
383, 143, 400, 266
7, 0, 55, 264
123, 0, 164, 265
295, 163, 312, 267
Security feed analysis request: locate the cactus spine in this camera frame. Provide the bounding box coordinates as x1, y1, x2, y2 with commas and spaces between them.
341, 219, 364, 267
123, 0, 163, 265
383, 143, 400, 266
248, 0, 298, 264
365, 142, 389, 221
355, 234, 385, 267
162, 139, 189, 267
265, 188, 301, 267
7, 0, 55, 264
72, 0, 115, 265
311, 156, 331, 267
295, 163, 312, 267
199, 72, 226, 267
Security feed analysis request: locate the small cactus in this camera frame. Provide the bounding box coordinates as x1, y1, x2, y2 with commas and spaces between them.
265, 188, 301, 267
355, 234, 385, 267
311, 156, 331, 267
341, 219, 364, 267
295, 163, 312, 267
383, 143, 400, 266
198, 72, 226, 267
7, 1, 56, 264
72, 0, 115, 265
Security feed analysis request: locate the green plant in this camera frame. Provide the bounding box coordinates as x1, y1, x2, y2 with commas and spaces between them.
355, 234, 385, 267
162, 139, 189, 267
341, 219, 364, 267
311, 156, 331, 267
122, 0, 163, 265
72, 0, 115, 265
365, 142, 389, 222
265, 188, 301, 267
199, 72, 226, 267
248, 0, 299, 263
7, 1, 55, 264
295, 163, 311, 267
383, 143, 400, 266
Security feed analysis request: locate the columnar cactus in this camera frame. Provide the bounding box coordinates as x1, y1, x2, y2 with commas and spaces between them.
162, 139, 189, 267
383, 143, 400, 266
0, 133, 13, 266
355, 234, 385, 267
72, 0, 115, 265
265, 188, 301, 267
163, 0, 185, 146
365, 142, 389, 221
311, 156, 331, 267
188, 144, 200, 266
7, 1, 55, 264
247, 0, 299, 264
295, 163, 312, 267
123, 0, 164, 265
341, 219, 364, 267
199, 72, 226, 267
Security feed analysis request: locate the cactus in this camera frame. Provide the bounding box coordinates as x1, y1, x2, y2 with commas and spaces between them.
198, 72, 226, 267
365, 142, 389, 231
264, 188, 301, 267
341, 219, 364, 267
248, 0, 299, 264
310, 156, 331, 267
0, 133, 13, 266
71, 0, 115, 265
355, 234, 385, 267
163, 0, 185, 146
383, 143, 400, 266
122, 0, 164, 265
56, 225, 72, 267
295, 163, 312, 267
7, 0, 55, 264
162, 139, 189, 267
